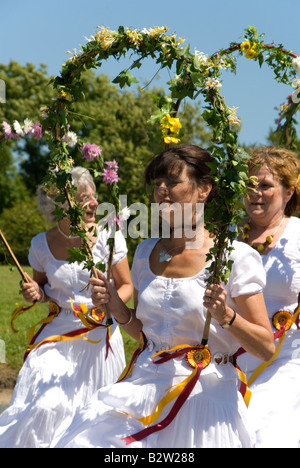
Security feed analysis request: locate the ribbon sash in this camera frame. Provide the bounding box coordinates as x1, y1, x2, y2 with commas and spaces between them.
248, 295, 300, 387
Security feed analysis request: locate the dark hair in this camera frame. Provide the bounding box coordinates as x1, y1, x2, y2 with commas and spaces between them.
145, 144, 217, 202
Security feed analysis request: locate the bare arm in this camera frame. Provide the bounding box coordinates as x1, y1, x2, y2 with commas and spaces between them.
204, 284, 275, 361
111, 257, 134, 304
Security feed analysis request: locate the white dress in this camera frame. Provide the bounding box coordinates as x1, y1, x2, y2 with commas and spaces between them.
0, 229, 127, 448
238, 216, 300, 448
55, 239, 265, 449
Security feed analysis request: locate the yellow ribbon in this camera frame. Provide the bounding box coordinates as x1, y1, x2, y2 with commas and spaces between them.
26, 328, 91, 351
248, 301, 300, 387
117, 332, 146, 382
10, 303, 36, 333
136, 367, 198, 426
125, 343, 206, 426
236, 367, 252, 407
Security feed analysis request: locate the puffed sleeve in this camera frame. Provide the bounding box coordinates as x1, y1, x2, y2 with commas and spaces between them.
28, 233, 47, 272
227, 241, 266, 298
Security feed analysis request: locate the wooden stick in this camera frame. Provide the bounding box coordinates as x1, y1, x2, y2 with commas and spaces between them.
0, 229, 29, 283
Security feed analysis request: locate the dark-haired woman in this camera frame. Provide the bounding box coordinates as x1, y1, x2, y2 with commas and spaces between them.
237, 146, 300, 448
55, 145, 274, 448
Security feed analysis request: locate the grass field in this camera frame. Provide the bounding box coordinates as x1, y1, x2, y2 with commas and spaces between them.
0, 265, 138, 372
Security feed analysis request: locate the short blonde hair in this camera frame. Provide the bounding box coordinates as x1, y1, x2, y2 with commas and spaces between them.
37, 167, 96, 223
247, 146, 300, 216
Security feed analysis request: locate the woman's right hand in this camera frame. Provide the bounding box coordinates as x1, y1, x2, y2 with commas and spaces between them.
89, 270, 115, 308
21, 273, 43, 303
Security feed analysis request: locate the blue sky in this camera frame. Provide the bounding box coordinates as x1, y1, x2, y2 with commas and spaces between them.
1, 0, 300, 146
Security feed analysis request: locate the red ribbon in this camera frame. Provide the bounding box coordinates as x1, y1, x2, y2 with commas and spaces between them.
121, 346, 205, 445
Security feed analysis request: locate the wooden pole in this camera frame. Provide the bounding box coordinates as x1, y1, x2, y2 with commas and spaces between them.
0, 229, 29, 283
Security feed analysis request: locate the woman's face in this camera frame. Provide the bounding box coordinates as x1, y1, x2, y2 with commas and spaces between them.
153, 165, 211, 229
77, 184, 99, 224
245, 164, 294, 223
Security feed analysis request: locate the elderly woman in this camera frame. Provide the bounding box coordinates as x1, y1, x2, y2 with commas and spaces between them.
54, 145, 274, 449
237, 146, 300, 448
0, 166, 133, 448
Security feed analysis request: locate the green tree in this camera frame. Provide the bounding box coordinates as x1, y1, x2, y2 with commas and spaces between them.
0, 62, 212, 263
0, 197, 53, 265
0, 61, 55, 209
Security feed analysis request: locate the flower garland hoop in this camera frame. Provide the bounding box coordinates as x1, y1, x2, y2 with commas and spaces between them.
1, 25, 299, 331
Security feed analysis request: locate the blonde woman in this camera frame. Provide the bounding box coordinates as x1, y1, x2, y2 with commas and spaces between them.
0, 167, 133, 448
237, 146, 300, 448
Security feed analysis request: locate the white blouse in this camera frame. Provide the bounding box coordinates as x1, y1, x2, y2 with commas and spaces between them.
239, 216, 300, 372
28, 228, 127, 310
131, 238, 266, 360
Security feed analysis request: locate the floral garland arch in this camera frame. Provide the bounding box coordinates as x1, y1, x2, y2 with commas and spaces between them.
1, 25, 300, 329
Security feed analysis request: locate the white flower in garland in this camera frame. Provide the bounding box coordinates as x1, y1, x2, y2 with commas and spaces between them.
62, 130, 77, 148
23, 118, 33, 134
205, 78, 222, 92
119, 206, 131, 222
194, 50, 209, 66
13, 120, 24, 137
292, 57, 300, 74
228, 106, 241, 127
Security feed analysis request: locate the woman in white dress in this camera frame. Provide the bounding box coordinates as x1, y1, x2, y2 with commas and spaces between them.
237, 146, 300, 448
0, 167, 133, 448
55, 145, 275, 449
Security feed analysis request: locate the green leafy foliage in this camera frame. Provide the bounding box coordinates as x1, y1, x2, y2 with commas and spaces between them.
1, 25, 299, 285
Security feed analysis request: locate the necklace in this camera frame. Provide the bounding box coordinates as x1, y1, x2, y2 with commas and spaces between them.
159, 243, 186, 263
241, 217, 285, 252
57, 223, 80, 240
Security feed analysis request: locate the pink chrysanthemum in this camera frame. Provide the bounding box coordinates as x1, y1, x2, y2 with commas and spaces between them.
29, 122, 43, 140
2, 121, 18, 139
105, 160, 119, 171
81, 143, 102, 161
102, 168, 120, 184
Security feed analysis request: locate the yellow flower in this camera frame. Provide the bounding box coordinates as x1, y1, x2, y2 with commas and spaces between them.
244, 223, 251, 231
161, 114, 182, 135
125, 28, 143, 46
161, 114, 182, 144
266, 235, 273, 244
245, 48, 257, 59
240, 41, 251, 53
241, 41, 258, 59
257, 244, 265, 252
59, 91, 72, 102
228, 106, 241, 127
95, 27, 116, 50
280, 103, 289, 114
164, 136, 181, 144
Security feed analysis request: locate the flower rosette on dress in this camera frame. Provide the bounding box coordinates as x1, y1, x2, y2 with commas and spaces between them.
272, 310, 293, 333
185, 345, 211, 369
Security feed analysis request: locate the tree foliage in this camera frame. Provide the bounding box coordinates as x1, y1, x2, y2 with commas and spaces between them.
0, 62, 212, 263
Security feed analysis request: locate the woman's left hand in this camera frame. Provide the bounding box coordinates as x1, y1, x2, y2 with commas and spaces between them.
203, 284, 234, 327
